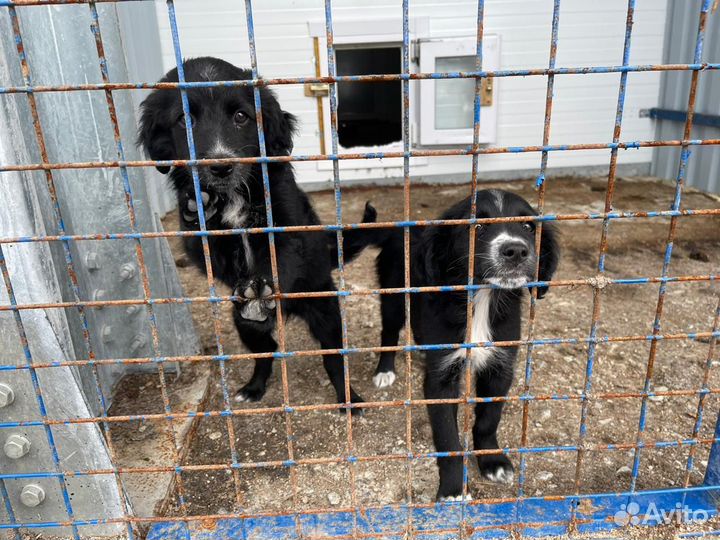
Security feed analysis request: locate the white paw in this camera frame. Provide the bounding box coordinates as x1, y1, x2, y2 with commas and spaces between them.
483, 466, 514, 484
233, 392, 248, 402
235, 280, 275, 322
438, 494, 473, 503
240, 299, 268, 321
372, 371, 396, 389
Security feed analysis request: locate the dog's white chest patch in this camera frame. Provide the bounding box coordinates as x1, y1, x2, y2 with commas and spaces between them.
221, 193, 254, 271
221, 194, 248, 228
445, 289, 495, 372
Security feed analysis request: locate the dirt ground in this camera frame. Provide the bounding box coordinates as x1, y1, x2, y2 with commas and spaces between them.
110, 176, 720, 535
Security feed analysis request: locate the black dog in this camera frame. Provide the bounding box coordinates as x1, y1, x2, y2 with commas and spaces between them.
362, 189, 559, 499
137, 57, 374, 410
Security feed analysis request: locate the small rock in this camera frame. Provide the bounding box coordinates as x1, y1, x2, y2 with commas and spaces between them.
616, 465, 632, 476
327, 492, 341, 505
598, 418, 612, 426
649, 386, 668, 402
537, 471, 554, 482
209, 431, 222, 441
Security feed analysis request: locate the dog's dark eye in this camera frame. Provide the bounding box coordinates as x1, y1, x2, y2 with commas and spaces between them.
233, 110, 249, 126
177, 112, 194, 128
522, 222, 534, 231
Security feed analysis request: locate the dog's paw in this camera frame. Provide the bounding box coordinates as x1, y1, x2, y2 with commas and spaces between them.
437, 493, 473, 503
372, 371, 396, 389
233, 277, 276, 323
338, 391, 365, 416
182, 190, 220, 224
479, 458, 514, 485
234, 383, 266, 403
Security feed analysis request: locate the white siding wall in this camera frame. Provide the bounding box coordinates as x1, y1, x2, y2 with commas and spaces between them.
154, 0, 668, 186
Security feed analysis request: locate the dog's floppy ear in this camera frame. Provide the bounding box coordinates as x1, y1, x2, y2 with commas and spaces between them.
137, 91, 176, 174
423, 224, 458, 285
536, 222, 559, 299
263, 103, 297, 156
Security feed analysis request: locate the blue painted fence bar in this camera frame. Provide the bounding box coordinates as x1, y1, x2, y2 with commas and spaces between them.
0, 0, 718, 538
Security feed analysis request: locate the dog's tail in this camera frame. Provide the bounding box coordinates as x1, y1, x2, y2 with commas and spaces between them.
328, 201, 394, 268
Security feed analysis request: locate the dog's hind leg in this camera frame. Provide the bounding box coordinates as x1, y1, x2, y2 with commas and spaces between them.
473, 362, 514, 484
302, 289, 364, 414
373, 293, 405, 388
373, 243, 406, 388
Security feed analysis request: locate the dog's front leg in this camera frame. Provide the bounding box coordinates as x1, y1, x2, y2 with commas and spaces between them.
424, 359, 467, 501
473, 360, 514, 484
232, 276, 278, 402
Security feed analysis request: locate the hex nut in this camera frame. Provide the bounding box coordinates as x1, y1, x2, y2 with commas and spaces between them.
0, 383, 14, 408
93, 289, 107, 307
85, 252, 100, 270
4, 434, 30, 459
20, 484, 45, 507
130, 334, 148, 352
119, 263, 136, 281
101, 325, 114, 344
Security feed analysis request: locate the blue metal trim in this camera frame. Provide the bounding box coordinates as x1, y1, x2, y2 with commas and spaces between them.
650, 108, 720, 128
143, 489, 719, 540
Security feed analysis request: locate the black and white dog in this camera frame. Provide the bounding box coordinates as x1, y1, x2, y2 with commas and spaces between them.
363, 190, 559, 499
137, 57, 375, 411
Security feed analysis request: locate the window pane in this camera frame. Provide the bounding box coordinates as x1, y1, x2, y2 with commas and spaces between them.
435, 56, 475, 130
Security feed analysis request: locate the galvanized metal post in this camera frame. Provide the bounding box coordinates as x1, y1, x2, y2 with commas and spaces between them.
0, 4, 198, 536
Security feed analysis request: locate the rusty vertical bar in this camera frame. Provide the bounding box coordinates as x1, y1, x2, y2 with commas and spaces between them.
399, 0, 414, 536
87, 4, 175, 535
0, 475, 20, 540
242, 1, 302, 537
162, 0, 224, 523
457, 2, 485, 534
628, 0, 711, 494
680, 294, 720, 512
323, 1, 360, 538
102, 0, 246, 510
570, 0, 635, 532
514, 1, 561, 533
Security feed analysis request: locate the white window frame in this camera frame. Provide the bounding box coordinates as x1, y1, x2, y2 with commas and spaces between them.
418, 35, 499, 146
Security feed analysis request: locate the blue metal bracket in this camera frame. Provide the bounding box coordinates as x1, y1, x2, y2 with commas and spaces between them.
645, 108, 720, 128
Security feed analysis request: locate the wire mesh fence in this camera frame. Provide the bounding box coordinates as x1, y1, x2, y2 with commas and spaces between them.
0, 0, 719, 539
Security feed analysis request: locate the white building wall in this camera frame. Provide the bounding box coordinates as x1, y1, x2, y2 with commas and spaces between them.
154, 0, 668, 186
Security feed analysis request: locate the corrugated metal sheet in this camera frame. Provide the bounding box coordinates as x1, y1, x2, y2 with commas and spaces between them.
651, 0, 720, 193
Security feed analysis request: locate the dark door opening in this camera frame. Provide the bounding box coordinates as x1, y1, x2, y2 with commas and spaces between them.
336, 46, 402, 148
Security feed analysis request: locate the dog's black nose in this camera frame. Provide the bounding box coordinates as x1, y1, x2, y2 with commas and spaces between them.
500, 241, 529, 264
210, 163, 233, 178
